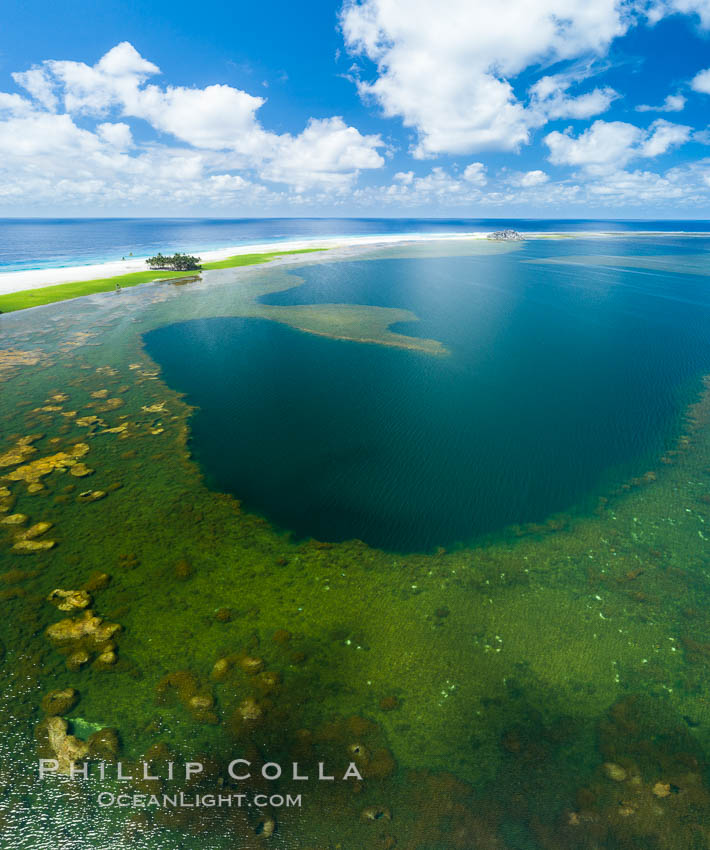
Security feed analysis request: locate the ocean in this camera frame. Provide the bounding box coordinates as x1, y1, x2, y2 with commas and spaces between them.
0, 216, 709, 272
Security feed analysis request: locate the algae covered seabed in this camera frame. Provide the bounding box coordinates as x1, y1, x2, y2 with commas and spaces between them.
2, 242, 710, 848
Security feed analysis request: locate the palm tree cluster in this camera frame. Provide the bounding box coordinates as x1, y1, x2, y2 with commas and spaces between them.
146, 252, 202, 271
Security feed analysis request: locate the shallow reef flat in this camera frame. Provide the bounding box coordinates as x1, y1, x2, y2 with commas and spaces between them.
2, 244, 710, 847
122, 255, 448, 355
262, 301, 447, 354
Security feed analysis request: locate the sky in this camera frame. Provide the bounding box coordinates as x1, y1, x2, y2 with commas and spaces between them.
1, 0, 710, 218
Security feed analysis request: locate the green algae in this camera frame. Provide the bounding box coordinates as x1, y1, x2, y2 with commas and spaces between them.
200, 247, 326, 270
2, 244, 710, 847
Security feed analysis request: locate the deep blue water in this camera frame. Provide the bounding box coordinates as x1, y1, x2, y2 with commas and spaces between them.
1, 217, 709, 272
144, 236, 710, 552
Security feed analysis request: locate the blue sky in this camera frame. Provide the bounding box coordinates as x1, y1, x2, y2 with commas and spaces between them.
1, 0, 710, 217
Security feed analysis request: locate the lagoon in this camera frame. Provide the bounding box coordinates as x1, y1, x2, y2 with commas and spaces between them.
145, 236, 710, 551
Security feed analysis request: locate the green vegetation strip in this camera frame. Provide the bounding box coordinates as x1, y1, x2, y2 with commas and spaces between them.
200, 247, 324, 270
0, 248, 325, 313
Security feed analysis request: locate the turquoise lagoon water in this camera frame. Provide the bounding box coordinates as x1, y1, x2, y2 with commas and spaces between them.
144, 235, 710, 551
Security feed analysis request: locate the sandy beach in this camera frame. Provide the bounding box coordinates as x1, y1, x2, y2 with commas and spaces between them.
0, 231, 493, 297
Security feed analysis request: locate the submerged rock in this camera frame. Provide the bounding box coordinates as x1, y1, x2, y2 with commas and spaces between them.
17, 520, 52, 540
13, 539, 56, 554
361, 806, 392, 822
255, 671, 281, 694
83, 572, 111, 592
47, 589, 91, 612
210, 658, 231, 681
0, 435, 41, 468
0, 486, 14, 513
41, 688, 79, 716
88, 728, 120, 761
93, 649, 118, 669
66, 650, 90, 671
603, 762, 628, 782
157, 670, 197, 701
255, 815, 276, 838
5, 443, 89, 488
156, 670, 217, 723
239, 656, 264, 675
75, 415, 103, 428
237, 697, 263, 722
0, 350, 42, 372
1, 514, 27, 525
37, 715, 89, 774
46, 609, 121, 648
76, 490, 107, 504
99, 423, 129, 435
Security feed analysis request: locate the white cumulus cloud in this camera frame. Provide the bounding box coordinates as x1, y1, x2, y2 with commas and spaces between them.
96, 121, 133, 149
545, 119, 691, 170
5, 42, 384, 196
341, 0, 670, 156
518, 170, 550, 187
259, 117, 384, 191
646, 0, 710, 28
341, 0, 710, 157
529, 73, 618, 120
639, 118, 692, 156
462, 162, 487, 185
691, 68, 710, 94
636, 93, 686, 112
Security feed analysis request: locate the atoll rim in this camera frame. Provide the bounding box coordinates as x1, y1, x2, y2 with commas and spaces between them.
2, 237, 710, 848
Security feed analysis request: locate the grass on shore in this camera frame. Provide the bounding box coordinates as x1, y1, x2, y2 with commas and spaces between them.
0, 248, 325, 314
200, 248, 324, 270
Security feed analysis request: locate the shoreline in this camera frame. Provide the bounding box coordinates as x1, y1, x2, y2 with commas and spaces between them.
1, 228, 708, 298
0, 232, 489, 296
